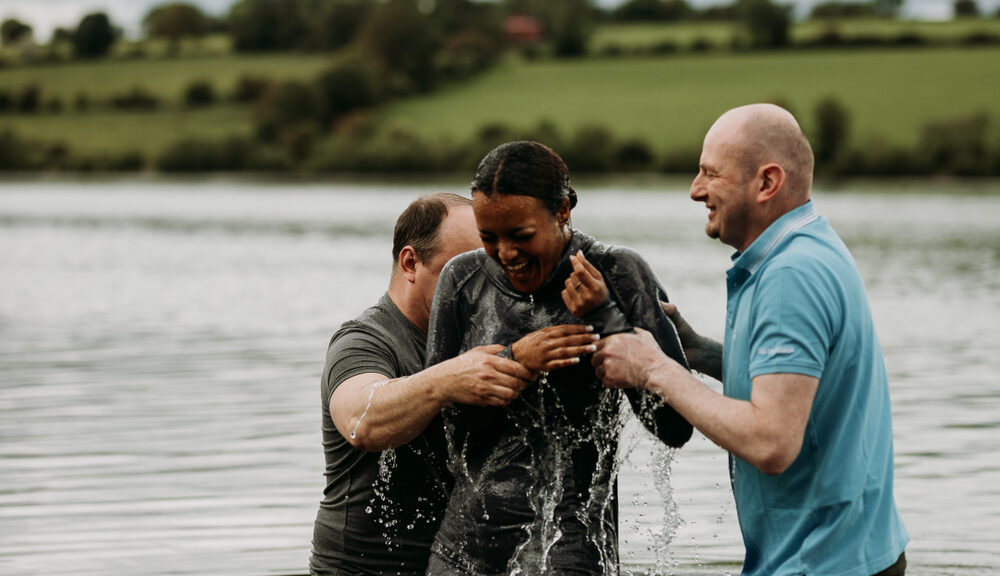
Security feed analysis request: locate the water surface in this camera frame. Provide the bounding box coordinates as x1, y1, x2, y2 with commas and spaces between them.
1, 177, 997, 575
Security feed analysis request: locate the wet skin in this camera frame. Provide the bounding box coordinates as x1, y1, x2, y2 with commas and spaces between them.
472, 192, 571, 295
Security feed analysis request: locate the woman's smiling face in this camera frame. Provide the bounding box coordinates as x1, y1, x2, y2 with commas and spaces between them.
472, 192, 571, 294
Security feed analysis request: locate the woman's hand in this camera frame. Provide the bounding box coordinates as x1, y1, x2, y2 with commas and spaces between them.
510, 324, 599, 373
562, 250, 609, 318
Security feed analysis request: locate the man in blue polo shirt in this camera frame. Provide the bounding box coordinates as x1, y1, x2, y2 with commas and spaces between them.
593, 103, 908, 575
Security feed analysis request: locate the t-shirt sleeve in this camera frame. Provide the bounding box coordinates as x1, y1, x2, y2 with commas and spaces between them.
748, 264, 836, 380
321, 328, 397, 406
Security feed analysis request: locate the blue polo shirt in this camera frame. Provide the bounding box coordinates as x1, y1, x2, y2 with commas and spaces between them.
723, 201, 908, 576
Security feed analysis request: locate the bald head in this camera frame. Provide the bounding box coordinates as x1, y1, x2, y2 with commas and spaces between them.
707, 103, 814, 202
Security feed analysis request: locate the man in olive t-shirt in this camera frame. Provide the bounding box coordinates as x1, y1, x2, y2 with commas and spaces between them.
309, 193, 535, 575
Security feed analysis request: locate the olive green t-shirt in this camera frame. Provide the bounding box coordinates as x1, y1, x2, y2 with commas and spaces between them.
310, 293, 450, 575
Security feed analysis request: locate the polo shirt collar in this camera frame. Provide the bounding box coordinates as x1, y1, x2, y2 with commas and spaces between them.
731, 200, 819, 275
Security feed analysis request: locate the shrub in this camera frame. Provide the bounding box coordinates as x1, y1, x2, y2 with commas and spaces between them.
615, 137, 655, 171
437, 29, 502, 80
253, 80, 321, 142
813, 96, 851, 166
231, 75, 270, 103
563, 124, 616, 172
317, 56, 378, 124
659, 147, 700, 174
16, 83, 41, 113
74, 92, 90, 111
918, 112, 992, 176
110, 86, 159, 110
157, 135, 266, 171
183, 79, 216, 107
0, 129, 30, 169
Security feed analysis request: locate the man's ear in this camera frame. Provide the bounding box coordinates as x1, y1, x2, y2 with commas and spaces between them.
398, 246, 419, 282
756, 163, 785, 204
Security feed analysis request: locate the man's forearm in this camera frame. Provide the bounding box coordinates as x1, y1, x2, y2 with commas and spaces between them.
331, 369, 449, 452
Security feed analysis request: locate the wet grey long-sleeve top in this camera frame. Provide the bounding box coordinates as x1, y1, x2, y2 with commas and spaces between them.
424, 229, 693, 575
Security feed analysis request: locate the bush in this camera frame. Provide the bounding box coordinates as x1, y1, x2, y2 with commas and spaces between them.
74, 92, 90, 111
317, 56, 378, 124
158, 135, 272, 171
437, 29, 502, 80
183, 79, 216, 107
16, 83, 41, 113
659, 147, 700, 174
615, 137, 655, 171
813, 96, 850, 166
0, 129, 30, 169
110, 86, 159, 110
231, 75, 270, 103
253, 80, 322, 142
918, 112, 992, 175
563, 124, 616, 172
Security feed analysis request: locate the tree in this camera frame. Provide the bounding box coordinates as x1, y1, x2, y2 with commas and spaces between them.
301, 0, 373, 51
228, 0, 307, 52
143, 3, 207, 53
613, 0, 664, 20
549, 0, 592, 57
738, 0, 790, 49
873, 0, 903, 18
953, 0, 980, 17
73, 12, 117, 58
357, 0, 442, 93
1, 18, 33, 47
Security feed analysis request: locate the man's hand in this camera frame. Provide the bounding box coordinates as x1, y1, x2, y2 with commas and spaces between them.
562, 250, 609, 317
510, 324, 599, 373
593, 328, 686, 393
437, 344, 536, 407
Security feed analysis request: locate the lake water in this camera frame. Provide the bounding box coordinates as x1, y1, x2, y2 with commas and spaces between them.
1, 177, 998, 575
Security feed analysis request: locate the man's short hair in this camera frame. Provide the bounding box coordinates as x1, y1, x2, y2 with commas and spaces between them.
392, 192, 473, 265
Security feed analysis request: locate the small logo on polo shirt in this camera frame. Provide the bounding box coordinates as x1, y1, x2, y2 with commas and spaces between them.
758, 346, 795, 356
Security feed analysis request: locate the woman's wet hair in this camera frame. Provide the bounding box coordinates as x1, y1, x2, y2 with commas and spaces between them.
392, 192, 472, 265
471, 141, 577, 215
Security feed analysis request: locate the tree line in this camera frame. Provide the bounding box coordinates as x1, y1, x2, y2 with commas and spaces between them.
4, 0, 1000, 61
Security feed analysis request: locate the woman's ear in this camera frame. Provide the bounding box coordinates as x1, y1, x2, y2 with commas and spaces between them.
557, 197, 573, 227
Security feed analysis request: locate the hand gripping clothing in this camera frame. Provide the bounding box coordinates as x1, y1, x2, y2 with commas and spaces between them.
310, 294, 452, 576
425, 230, 692, 575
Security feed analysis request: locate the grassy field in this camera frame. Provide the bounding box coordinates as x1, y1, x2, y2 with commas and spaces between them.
0, 53, 333, 104
2, 40, 999, 161
591, 18, 1000, 51
0, 53, 333, 156
375, 47, 1000, 153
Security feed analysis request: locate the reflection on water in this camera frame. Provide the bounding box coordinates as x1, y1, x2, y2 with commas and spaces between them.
1, 178, 998, 575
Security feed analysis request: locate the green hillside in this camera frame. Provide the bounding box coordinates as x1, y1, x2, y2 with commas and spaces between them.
374, 47, 1000, 154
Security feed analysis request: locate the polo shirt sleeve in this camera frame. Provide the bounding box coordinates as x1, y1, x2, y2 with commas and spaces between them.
748, 264, 838, 380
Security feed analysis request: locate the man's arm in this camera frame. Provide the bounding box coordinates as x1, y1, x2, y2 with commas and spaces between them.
331, 345, 535, 452
594, 329, 817, 475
